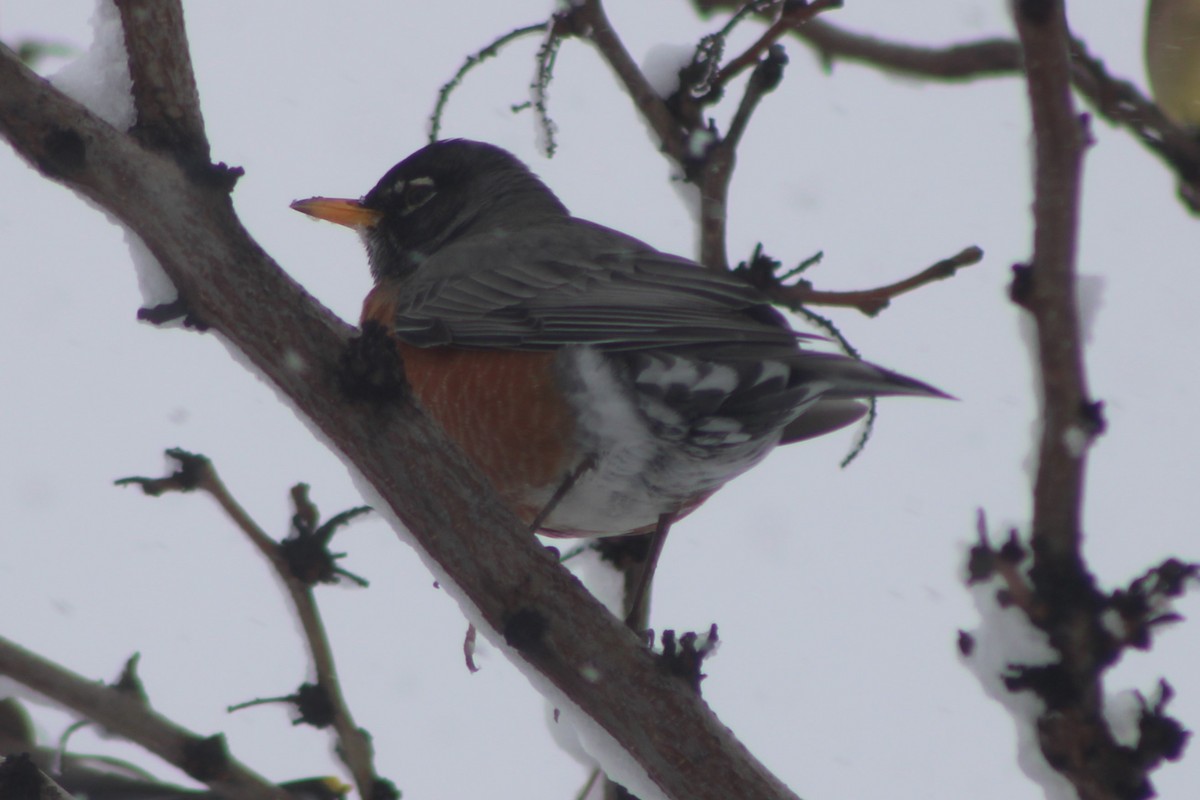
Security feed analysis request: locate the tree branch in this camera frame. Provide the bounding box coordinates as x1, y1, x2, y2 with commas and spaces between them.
711, 0, 840, 89
0, 33, 795, 800
1015, 0, 1091, 580
114, 0, 209, 160
692, 0, 1200, 208
0, 636, 288, 800
1010, 3, 1144, 798
763, 245, 984, 316
118, 452, 384, 799
572, 0, 688, 164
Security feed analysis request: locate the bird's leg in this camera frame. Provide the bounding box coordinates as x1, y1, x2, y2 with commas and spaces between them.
527, 453, 597, 533
624, 514, 672, 630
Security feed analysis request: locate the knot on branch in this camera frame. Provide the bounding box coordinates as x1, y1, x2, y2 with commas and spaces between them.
281, 484, 372, 587
503, 608, 549, 652
181, 734, 231, 783
38, 127, 86, 178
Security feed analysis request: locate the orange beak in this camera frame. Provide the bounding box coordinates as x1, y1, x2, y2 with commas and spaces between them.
290, 196, 382, 229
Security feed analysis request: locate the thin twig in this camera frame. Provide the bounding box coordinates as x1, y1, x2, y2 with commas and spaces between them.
711, 0, 840, 91
766, 246, 984, 316
122, 452, 382, 800
530, 18, 566, 156
1015, 5, 1092, 575
0, 636, 288, 800
694, 1, 1023, 79
572, 0, 689, 162
114, 0, 209, 160
428, 22, 548, 143
574, 767, 601, 800
723, 44, 787, 149
1067, 36, 1200, 209
1011, 4, 1140, 799
694, 43, 789, 272
693, 1, 1200, 208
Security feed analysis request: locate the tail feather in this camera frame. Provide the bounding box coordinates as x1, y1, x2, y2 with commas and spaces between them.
778, 399, 869, 444
792, 353, 952, 400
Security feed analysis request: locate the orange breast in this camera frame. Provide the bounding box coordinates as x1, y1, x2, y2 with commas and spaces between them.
396, 344, 578, 515
362, 283, 579, 520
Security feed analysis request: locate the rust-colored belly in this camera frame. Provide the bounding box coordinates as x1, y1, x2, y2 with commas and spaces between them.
396, 342, 577, 516
362, 283, 577, 522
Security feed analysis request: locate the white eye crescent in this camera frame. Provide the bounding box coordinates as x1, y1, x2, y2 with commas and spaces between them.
402, 176, 437, 213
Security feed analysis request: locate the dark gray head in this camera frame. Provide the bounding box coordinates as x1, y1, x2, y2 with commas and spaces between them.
358, 140, 568, 280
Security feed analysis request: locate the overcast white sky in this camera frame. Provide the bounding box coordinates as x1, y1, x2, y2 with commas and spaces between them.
1, 2, 1198, 799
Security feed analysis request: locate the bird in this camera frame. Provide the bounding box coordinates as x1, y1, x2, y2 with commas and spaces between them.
1146, 0, 1200, 130
291, 139, 944, 543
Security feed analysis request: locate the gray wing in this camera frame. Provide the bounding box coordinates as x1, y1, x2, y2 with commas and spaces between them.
386, 220, 948, 428
386, 220, 808, 353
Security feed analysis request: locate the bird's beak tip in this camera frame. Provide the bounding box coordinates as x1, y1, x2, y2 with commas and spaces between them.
290, 196, 381, 228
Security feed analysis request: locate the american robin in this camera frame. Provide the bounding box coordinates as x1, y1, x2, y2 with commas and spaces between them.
292, 139, 944, 539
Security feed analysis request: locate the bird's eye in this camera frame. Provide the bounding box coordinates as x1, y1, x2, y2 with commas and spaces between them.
401, 176, 437, 214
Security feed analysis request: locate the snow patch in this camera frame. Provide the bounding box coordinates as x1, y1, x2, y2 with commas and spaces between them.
641, 43, 694, 97
687, 129, 715, 160
1104, 689, 1143, 749
124, 229, 178, 311
1062, 424, 1089, 458
565, 542, 627, 617
50, 0, 135, 131
961, 573, 1077, 800
43, 2, 177, 309
1076, 273, 1104, 345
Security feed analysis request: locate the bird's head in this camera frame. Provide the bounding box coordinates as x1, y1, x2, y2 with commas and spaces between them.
291, 139, 567, 280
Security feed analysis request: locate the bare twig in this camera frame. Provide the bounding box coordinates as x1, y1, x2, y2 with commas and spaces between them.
795, 17, 1022, 80
428, 22, 549, 143
0, 636, 288, 800
571, 0, 689, 163
763, 245, 984, 316
1067, 36, 1200, 209
1014, 2, 1092, 579
1010, 4, 1152, 799
530, 17, 567, 156
120, 451, 383, 800
693, 1, 1200, 207
113, 0, 209, 160
711, 0, 840, 91
694, 0, 1023, 79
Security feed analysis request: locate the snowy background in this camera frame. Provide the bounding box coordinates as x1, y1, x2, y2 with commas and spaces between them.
1, 1, 1197, 798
